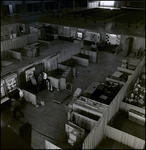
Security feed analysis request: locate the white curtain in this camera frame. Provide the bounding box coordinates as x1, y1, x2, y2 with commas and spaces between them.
22, 89, 37, 105
57, 41, 81, 64
44, 55, 58, 72
27, 33, 38, 44
133, 37, 145, 53
83, 109, 109, 149
63, 27, 71, 37
12, 37, 20, 49
58, 26, 63, 35
1, 33, 38, 59
71, 112, 97, 131
49, 55, 58, 71
45, 140, 61, 149
120, 35, 129, 51
105, 125, 145, 149
7, 24, 18, 36
1, 40, 11, 59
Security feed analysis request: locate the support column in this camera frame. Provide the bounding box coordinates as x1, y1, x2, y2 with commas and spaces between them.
40, 0, 45, 12
58, 0, 60, 11
73, 0, 75, 9
1, 1, 5, 17
12, 4, 16, 14
21, 0, 27, 15
32, 3, 33, 12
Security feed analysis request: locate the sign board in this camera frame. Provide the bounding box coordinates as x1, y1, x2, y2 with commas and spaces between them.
4, 73, 18, 93
25, 67, 35, 81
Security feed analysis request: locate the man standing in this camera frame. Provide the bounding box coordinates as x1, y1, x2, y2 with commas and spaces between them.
37, 73, 43, 91
42, 72, 47, 89
31, 76, 38, 93
11, 98, 24, 119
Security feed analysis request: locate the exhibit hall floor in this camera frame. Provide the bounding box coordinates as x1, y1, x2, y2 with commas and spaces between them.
1, 49, 141, 149
1, 10, 145, 149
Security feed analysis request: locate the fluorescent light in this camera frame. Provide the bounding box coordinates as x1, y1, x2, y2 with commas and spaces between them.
100, 1, 115, 6
110, 34, 116, 37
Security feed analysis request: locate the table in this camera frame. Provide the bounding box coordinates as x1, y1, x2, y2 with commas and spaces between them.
112, 71, 123, 78
84, 82, 100, 95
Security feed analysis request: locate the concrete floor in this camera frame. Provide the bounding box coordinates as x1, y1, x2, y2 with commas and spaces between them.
1, 10, 144, 149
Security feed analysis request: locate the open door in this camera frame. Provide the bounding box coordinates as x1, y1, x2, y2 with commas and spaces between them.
124, 37, 134, 56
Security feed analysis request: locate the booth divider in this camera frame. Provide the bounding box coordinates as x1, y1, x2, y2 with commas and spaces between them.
22, 89, 37, 106
82, 56, 145, 149
105, 125, 145, 149
57, 40, 83, 63
120, 102, 145, 114
1, 33, 38, 59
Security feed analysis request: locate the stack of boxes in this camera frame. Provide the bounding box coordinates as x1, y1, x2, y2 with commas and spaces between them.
68, 129, 80, 146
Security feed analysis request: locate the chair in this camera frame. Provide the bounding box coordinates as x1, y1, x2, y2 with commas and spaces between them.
66, 83, 73, 93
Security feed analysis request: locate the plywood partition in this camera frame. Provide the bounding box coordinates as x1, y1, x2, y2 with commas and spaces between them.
82, 56, 145, 149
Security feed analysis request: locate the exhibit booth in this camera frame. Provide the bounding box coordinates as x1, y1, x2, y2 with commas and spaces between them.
82, 55, 145, 149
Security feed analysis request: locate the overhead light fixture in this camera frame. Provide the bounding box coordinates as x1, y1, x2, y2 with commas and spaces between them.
100, 1, 115, 7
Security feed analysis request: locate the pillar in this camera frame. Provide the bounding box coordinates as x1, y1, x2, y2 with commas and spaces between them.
58, 0, 60, 10
73, 0, 75, 9
21, 0, 27, 15
1, 1, 5, 17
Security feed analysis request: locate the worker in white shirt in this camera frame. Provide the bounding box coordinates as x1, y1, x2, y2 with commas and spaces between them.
15, 87, 26, 108
16, 88, 24, 101
42, 72, 47, 89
